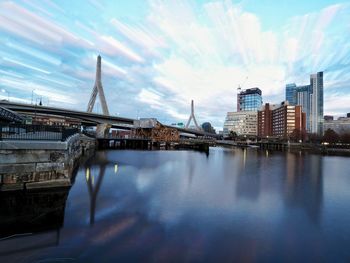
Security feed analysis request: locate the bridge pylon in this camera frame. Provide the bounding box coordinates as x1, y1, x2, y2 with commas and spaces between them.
185, 100, 201, 130
87, 55, 110, 115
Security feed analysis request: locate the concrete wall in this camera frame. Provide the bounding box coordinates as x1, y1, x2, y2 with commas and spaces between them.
0, 134, 95, 191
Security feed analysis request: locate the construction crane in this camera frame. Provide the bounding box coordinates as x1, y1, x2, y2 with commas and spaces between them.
237, 76, 248, 92
237, 76, 248, 111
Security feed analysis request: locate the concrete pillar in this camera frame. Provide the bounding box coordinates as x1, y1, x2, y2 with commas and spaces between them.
96, 123, 111, 138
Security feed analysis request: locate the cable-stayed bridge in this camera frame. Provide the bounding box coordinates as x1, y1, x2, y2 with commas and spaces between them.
0, 56, 217, 138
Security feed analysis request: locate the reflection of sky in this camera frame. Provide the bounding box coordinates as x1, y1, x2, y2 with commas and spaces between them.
4, 149, 350, 261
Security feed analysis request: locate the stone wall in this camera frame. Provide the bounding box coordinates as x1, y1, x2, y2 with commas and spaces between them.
0, 134, 95, 191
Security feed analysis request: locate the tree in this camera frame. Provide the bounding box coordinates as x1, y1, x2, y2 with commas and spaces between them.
307, 133, 322, 144
229, 131, 238, 140
289, 128, 306, 142
340, 133, 350, 143
201, 122, 216, 134
322, 129, 340, 144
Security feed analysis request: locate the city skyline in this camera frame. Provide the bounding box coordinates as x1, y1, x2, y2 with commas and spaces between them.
0, 0, 349, 130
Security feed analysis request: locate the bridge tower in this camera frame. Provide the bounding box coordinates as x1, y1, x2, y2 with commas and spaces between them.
185, 100, 201, 130
87, 55, 111, 138
87, 55, 110, 115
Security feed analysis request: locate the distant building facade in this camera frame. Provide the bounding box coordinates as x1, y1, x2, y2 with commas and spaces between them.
324, 116, 350, 134
285, 72, 323, 135
324, 115, 334, 121
201, 122, 216, 134
223, 111, 257, 137
258, 102, 306, 139
237, 88, 262, 112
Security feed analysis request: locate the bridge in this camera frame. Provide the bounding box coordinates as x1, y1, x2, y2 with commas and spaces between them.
0, 55, 217, 139
0, 101, 215, 138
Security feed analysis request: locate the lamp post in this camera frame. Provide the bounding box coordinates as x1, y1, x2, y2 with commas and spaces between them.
31, 89, 35, 104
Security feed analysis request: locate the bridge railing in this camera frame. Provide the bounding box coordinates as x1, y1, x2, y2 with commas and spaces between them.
0, 124, 79, 142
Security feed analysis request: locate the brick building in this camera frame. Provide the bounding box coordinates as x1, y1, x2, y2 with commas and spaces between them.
258, 102, 306, 139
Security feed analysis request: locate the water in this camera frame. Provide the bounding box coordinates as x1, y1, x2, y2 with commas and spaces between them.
1, 147, 350, 262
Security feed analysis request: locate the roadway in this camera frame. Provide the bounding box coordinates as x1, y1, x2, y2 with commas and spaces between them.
0, 101, 215, 137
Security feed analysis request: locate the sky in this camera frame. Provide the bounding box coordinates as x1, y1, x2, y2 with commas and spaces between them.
0, 0, 349, 130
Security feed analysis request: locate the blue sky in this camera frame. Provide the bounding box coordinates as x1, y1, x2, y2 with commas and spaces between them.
0, 0, 349, 130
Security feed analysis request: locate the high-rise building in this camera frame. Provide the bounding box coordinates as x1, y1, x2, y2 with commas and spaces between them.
223, 111, 257, 137
258, 101, 306, 139
285, 83, 297, 105
295, 85, 311, 132
310, 72, 324, 135
284, 72, 324, 135
237, 88, 262, 112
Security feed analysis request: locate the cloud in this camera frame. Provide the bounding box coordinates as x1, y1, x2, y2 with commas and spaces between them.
0, 2, 92, 48
0, 1, 350, 128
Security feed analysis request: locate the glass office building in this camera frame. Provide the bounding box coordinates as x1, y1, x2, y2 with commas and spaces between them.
285, 83, 297, 105
296, 85, 311, 132
237, 88, 262, 112
285, 72, 324, 135
310, 72, 324, 135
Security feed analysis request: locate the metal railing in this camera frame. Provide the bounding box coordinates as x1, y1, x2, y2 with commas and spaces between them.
0, 124, 79, 142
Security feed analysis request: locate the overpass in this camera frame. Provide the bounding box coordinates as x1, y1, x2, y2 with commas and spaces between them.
0, 56, 218, 138
0, 101, 213, 137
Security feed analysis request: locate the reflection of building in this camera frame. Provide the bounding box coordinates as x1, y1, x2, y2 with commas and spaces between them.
324, 116, 350, 134
284, 153, 323, 223
223, 111, 257, 137
285, 72, 324, 134
257, 102, 306, 139
237, 88, 262, 112
236, 149, 261, 200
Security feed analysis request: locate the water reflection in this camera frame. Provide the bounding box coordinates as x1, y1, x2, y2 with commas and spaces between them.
1, 148, 349, 262
0, 188, 69, 256
236, 148, 261, 200
85, 164, 106, 225
284, 152, 323, 223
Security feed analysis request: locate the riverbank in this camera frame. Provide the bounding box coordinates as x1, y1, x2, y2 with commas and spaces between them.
216, 140, 350, 157
0, 134, 95, 191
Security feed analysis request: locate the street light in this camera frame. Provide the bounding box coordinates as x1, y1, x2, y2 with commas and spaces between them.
31, 89, 36, 104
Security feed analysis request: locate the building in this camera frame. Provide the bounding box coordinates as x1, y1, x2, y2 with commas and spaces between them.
237, 88, 262, 112
285, 83, 297, 106
258, 102, 306, 139
324, 115, 334, 121
223, 111, 257, 137
23, 113, 81, 127
324, 116, 350, 134
201, 122, 216, 134
295, 85, 311, 132
285, 72, 323, 135
310, 72, 324, 135
257, 103, 274, 138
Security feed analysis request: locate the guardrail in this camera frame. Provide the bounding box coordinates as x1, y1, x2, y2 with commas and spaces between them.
0, 124, 79, 142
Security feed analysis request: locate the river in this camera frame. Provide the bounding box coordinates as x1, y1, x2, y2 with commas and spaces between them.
1, 147, 350, 262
